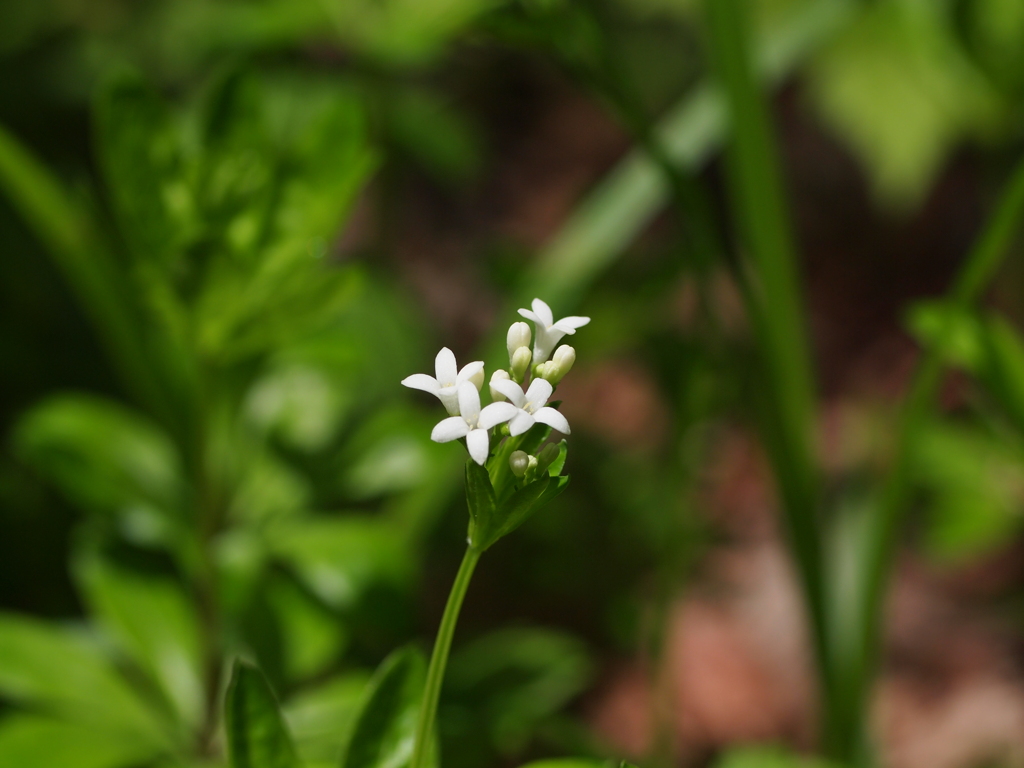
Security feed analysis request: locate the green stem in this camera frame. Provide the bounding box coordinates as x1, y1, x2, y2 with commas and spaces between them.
410, 545, 482, 768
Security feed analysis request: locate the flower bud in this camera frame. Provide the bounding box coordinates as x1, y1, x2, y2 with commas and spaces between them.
509, 450, 530, 478
536, 442, 561, 475
468, 366, 485, 392
545, 345, 576, 384
534, 361, 553, 381
490, 369, 510, 401
507, 322, 532, 361
510, 346, 532, 382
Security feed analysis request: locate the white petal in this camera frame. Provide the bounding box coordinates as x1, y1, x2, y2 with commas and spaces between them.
524, 377, 553, 407
456, 360, 484, 385
508, 410, 535, 436
532, 326, 565, 364
466, 428, 490, 465
434, 347, 458, 386
552, 315, 590, 333
490, 379, 527, 408
518, 308, 542, 324
457, 382, 481, 421
478, 402, 518, 429
531, 298, 554, 327
400, 373, 440, 394
431, 416, 470, 443
437, 386, 461, 416
534, 407, 570, 434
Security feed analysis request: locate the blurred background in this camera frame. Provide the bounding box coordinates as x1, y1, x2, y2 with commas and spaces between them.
2, 0, 1024, 767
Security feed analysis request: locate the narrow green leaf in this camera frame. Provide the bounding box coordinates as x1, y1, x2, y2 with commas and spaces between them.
546, 440, 569, 477
0, 124, 168, 416
0, 715, 160, 768
465, 461, 498, 551
95, 73, 194, 265
0, 614, 170, 747
339, 646, 428, 768
225, 660, 299, 768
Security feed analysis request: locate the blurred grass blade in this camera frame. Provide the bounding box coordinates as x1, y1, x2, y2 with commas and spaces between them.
0, 123, 170, 419
704, 0, 828, 707
340, 646, 429, 768
225, 660, 299, 768
529, 0, 854, 310
838, 154, 1024, 758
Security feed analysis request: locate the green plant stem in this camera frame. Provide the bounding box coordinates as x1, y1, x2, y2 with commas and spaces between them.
832, 154, 1024, 764
410, 545, 482, 768
704, 0, 832, 733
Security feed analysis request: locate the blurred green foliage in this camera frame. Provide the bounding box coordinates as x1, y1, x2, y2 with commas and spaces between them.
3, 0, 1024, 766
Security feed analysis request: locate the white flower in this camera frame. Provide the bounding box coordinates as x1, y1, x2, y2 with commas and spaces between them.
431, 383, 518, 465
401, 347, 484, 416
489, 377, 570, 436
518, 298, 590, 364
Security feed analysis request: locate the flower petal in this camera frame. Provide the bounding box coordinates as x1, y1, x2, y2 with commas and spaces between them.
457, 382, 481, 420
518, 308, 542, 324
490, 379, 527, 408
508, 410, 535, 436
478, 402, 518, 430
466, 428, 490, 465
434, 347, 458, 386
456, 360, 484, 385
532, 326, 564, 364
524, 377, 553, 407
534, 407, 570, 434
431, 416, 470, 443
551, 316, 590, 334
400, 373, 440, 394
531, 298, 554, 327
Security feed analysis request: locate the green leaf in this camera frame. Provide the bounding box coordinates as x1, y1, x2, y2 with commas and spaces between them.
266, 518, 411, 610
911, 421, 1024, 561
0, 715, 161, 768
283, 673, 372, 764
806, 1, 1004, 209
339, 646, 428, 768
905, 301, 986, 370
0, 614, 169, 747
446, 627, 592, 756
95, 73, 194, 266
517, 761, 611, 768
225, 660, 299, 768
713, 746, 839, 768
75, 555, 203, 729
12, 395, 182, 537
465, 461, 499, 550
978, 317, 1024, 433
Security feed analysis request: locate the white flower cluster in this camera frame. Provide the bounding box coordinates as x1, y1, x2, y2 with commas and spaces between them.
401, 299, 590, 465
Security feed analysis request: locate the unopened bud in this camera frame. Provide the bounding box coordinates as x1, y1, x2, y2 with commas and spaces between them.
510, 450, 530, 477
468, 366, 485, 392
546, 345, 576, 384
510, 346, 532, 382
490, 369, 510, 401
536, 442, 561, 475
507, 322, 532, 361
534, 361, 553, 380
